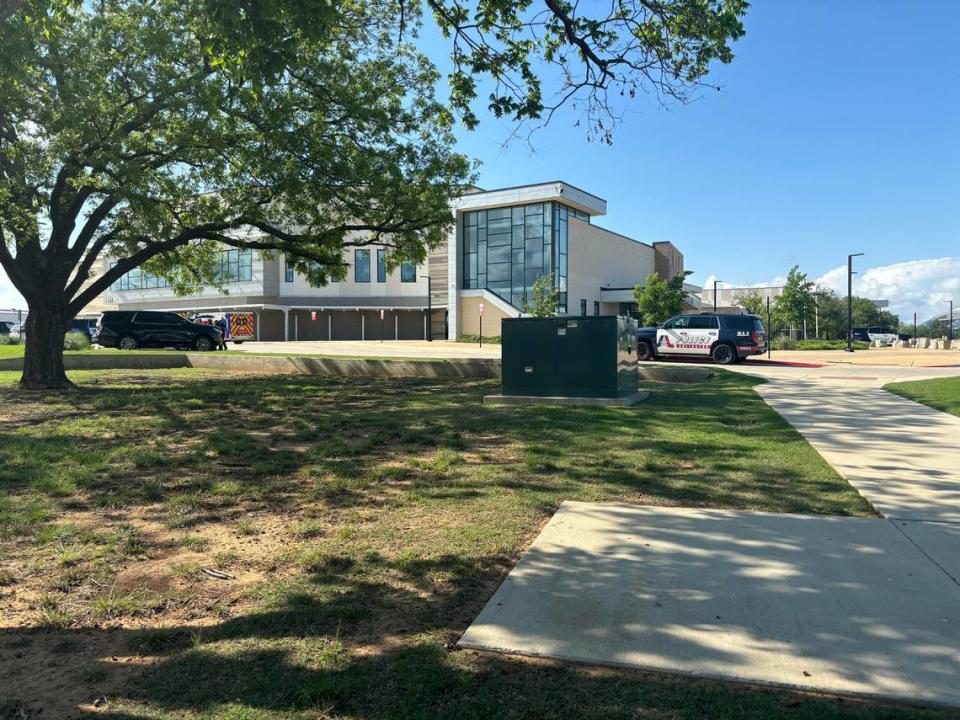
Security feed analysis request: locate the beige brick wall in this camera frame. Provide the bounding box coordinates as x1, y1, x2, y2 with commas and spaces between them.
459, 295, 512, 337
567, 219, 656, 315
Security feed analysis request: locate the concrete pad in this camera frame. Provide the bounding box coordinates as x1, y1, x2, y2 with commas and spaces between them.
460, 502, 960, 707
755, 382, 960, 522
895, 520, 960, 585
483, 391, 648, 407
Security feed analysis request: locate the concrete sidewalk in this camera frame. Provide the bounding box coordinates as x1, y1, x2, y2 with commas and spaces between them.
460, 502, 960, 706
754, 380, 960, 523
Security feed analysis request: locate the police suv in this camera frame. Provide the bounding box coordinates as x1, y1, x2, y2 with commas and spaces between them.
637, 312, 766, 365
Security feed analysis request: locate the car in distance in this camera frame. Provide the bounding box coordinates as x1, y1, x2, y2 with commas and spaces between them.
0, 321, 13, 335
637, 312, 766, 365
94, 311, 223, 351
851, 326, 899, 345
71, 318, 98, 342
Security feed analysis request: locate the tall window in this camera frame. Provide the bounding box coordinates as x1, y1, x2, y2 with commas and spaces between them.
377, 249, 386, 282
400, 261, 416, 282
594, 301, 600, 316
555, 205, 568, 313
355, 249, 371, 282
580, 299, 587, 316
216, 249, 253, 283
285, 258, 294, 282
462, 202, 554, 309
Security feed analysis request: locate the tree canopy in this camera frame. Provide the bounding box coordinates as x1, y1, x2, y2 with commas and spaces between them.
634, 270, 692, 325
520, 272, 559, 317
1, 0, 748, 388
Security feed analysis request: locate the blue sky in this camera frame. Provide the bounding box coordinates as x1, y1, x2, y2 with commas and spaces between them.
2, 1, 958, 321
421, 0, 960, 320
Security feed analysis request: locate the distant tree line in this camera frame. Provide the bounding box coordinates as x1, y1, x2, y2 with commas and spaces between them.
734, 265, 903, 340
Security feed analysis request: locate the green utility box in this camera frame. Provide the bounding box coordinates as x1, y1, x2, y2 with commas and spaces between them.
501, 315, 638, 398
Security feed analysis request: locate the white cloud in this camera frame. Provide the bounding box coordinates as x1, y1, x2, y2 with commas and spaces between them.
705, 258, 959, 323
0, 265, 26, 310
703, 274, 787, 291
814, 257, 960, 323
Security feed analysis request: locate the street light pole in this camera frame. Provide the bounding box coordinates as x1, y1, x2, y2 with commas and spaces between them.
845, 253, 864, 352
949, 300, 955, 344
713, 279, 721, 313
426, 275, 432, 342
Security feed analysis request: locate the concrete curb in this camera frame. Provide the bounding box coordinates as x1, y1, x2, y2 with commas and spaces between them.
0, 352, 502, 380
639, 365, 714, 383
483, 391, 649, 407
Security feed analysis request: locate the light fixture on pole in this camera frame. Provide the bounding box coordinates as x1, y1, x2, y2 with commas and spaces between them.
845, 253, 864, 353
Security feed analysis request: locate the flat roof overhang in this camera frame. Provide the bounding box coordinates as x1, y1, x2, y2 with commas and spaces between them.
454, 181, 607, 217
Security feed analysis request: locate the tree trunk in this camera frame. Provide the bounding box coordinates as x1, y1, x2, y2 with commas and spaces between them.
20, 301, 71, 390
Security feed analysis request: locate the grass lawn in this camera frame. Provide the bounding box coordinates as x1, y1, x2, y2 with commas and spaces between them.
886, 376, 960, 418
3, 368, 939, 720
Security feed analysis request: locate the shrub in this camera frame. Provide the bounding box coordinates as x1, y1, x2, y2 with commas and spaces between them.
456, 334, 501, 344
771, 336, 797, 351
0, 333, 22, 346
772, 337, 870, 351
63, 331, 91, 350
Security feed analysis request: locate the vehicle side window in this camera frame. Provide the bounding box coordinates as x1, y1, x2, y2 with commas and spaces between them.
134, 312, 167, 324
663, 316, 689, 329
689, 316, 719, 330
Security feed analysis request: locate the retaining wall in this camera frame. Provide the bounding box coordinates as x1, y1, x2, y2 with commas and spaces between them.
0, 352, 502, 380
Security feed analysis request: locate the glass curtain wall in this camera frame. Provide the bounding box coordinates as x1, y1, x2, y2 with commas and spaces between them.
110, 248, 253, 291
463, 202, 570, 313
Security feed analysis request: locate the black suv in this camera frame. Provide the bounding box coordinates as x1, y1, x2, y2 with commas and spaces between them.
637, 312, 766, 365
95, 311, 223, 351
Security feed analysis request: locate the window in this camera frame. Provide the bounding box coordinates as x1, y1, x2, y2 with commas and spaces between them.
377, 249, 386, 282
663, 316, 690, 329
134, 311, 178, 325
216, 249, 253, 283
462, 201, 560, 310
594, 301, 600, 316
619, 302, 641, 320
285, 258, 294, 283
400, 261, 416, 283
689, 316, 720, 330
355, 249, 371, 282
580, 299, 587, 316
110, 250, 249, 292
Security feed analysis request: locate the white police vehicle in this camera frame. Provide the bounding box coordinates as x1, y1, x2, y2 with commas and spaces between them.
637, 312, 767, 365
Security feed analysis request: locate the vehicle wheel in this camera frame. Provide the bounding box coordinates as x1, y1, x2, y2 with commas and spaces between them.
193, 335, 214, 352
711, 343, 737, 365
118, 335, 139, 351
636, 340, 654, 361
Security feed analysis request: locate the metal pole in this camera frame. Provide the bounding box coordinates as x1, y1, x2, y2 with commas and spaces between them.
713, 279, 718, 313
766, 296, 771, 359
846, 255, 853, 352
913, 312, 917, 341
845, 253, 864, 352
479, 314, 482, 349
950, 300, 954, 343
427, 276, 432, 341
815, 301, 819, 340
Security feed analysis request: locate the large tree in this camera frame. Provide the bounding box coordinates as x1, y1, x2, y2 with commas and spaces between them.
774, 265, 815, 339
1, 0, 747, 388
633, 270, 692, 326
